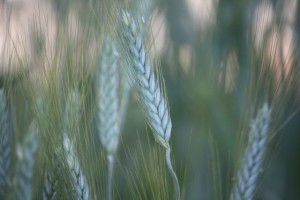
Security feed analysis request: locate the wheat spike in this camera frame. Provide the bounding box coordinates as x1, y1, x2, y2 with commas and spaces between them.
0, 89, 12, 198
43, 169, 58, 200
121, 11, 180, 200
43, 156, 59, 200
14, 120, 39, 200
63, 90, 91, 200
63, 133, 90, 200
121, 11, 172, 148
98, 38, 131, 200
97, 39, 120, 156
231, 103, 271, 200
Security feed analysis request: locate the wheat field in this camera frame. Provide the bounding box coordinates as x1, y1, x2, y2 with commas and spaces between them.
0, 0, 300, 199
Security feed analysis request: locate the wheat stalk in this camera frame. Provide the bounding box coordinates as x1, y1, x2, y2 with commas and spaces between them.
121, 11, 180, 200
0, 89, 12, 198
14, 120, 39, 200
63, 90, 91, 200
230, 103, 271, 200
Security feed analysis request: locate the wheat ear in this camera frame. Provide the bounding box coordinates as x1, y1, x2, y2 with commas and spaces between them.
230, 103, 271, 200
63, 133, 90, 200
97, 39, 120, 200
63, 90, 91, 200
14, 120, 39, 200
121, 11, 180, 200
97, 39, 120, 155
0, 89, 12, 198
43, 156, 59, 200
43, 169, 58, 200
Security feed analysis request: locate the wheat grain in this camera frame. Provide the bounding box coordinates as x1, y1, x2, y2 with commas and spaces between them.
230, 103, 271, 200
121, 11, 180, 200
0, 89, 12, 198
14, 120, 39, 200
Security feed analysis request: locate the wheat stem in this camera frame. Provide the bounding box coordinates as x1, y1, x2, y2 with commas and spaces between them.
230, 103, 271, 200
107, 154, 115, 200
166, 147, 181, 200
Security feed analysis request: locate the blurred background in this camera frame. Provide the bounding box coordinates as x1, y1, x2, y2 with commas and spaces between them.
1, 0, 300, 199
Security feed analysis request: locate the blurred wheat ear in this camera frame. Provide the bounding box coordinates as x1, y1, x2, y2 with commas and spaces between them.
63, 133, 90, 200
120, 10, 180, 200
97, 39, 120, 155
97, 36, 131, 200
0, 89, 12, 199
43, 167, 58, 200
230, 103, 271, 200
97, 38, 120, 200
14, 120, 39, 200
63, 90, 91, 200
43, 156, 59, 200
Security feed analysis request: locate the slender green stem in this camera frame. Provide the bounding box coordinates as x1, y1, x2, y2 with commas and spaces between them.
107, 154, 115, 200
166, 147, 180, 200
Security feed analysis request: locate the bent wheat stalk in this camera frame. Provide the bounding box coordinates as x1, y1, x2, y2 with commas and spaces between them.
121, 11, 180, 200
230, 103, 271, 200
0, 89, 12, 198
